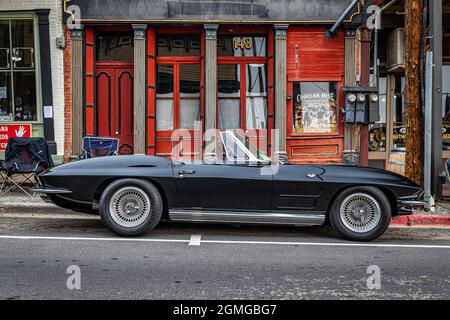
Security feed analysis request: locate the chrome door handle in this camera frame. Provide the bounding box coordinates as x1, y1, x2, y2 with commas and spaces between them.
178, 169, 196, 175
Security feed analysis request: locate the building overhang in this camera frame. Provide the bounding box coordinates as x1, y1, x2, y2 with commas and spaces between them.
63, 0, 363, 25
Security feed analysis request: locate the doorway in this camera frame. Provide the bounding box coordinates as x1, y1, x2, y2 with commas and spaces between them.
95, 30, 134, 154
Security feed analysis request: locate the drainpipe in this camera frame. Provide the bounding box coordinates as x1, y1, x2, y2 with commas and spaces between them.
372, 0, 400, 87
325, 0, 359, 38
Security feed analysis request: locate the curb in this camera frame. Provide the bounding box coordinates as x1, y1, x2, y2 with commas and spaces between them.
390, 215, 450, 227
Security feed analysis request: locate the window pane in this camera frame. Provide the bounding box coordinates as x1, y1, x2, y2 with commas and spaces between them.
11, 20, 35, 68
369, 76, 387, 152
13, 72, 36, 121
156, 65, 174, 131
246, 64, 267, 129
392, 75, 406, 150
218, 64, 240, 129
0, 72, 12, 120
0, 21, 10, 69
293, 82, 338, 134
157, 34, 200, 56
218, 36, 266, 57
179, 64, 200, 130
442, 66, 450, 150
96, 32, 134, 62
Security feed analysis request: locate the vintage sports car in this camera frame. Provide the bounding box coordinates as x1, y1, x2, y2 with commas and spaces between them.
34, 131, 425, 241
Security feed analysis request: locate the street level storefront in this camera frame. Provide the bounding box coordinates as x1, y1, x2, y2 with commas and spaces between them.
0, 0, 64, 160
64, 0, 367, 164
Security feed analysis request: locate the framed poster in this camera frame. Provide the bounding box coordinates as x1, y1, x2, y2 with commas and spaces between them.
293, 81, 338, 134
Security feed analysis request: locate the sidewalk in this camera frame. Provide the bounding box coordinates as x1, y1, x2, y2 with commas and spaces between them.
1, 192, 450, 227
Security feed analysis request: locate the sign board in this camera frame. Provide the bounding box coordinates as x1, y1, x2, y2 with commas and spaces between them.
0, 124, 32, 151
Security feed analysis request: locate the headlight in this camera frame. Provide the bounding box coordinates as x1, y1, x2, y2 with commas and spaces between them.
357, 94, 366, 102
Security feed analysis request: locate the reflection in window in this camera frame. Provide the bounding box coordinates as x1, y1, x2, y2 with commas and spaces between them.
218, 64, 240, 129
157, 35, 200, 57
293, 82, 338, 134
156, 65, 174, 131
392, 76, 406, 150
179, 64, 200, 130
96, 32, 134, 62
246, 64, 267, 129
369, 76, 387, 152
217, 36, 266, 57
0, 19, 36, 122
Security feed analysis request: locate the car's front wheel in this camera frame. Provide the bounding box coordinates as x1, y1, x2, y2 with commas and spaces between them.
99, 179, 163, 236
329, 186, 391, 241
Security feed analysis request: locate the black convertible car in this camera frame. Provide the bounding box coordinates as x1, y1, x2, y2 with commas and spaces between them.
34, 131, 425, 241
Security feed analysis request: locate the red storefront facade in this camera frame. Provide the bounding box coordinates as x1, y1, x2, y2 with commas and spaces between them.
64, 0, 367, 164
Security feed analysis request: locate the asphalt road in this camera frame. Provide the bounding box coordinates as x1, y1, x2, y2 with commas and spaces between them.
0, 215, 449, 300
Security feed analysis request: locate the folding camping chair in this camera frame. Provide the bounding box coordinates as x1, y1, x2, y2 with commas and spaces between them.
80, 136, 119, 159
0, 137, 54, 197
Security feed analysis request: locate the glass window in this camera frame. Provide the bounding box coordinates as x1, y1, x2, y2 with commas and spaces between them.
0, 18, 37, 123
369, 76, 387, 152
11, 20, 35, 68
157, 34, 200, 57
442, 66, 450, 150
179, 64, 200, 130
218, 64, 240, 129
292, 82, 338, 134
218, 36, 266, 57
96, 32, 134, 62
156, 65, 174, 131
246, 64, 267, 129
392, 76, 406, 151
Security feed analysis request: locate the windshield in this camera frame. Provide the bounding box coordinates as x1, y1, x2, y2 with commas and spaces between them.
232, 133, 271, 162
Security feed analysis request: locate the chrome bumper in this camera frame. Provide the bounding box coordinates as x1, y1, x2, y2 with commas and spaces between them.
398, 193, 426, 215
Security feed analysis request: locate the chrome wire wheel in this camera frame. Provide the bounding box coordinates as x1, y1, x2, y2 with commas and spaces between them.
339, 192, 381, 233
109, 186, 151, 228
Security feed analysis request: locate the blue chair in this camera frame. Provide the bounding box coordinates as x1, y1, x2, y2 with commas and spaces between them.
80, 137, 119, 159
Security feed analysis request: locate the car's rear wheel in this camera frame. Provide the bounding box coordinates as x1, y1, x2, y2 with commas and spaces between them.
329, 186, 391, 241
99, 179, 163, 236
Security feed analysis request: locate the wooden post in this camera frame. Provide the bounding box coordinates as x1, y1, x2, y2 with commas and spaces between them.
404, 0, 423, 185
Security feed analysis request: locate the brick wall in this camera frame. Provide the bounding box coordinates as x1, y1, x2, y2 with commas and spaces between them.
63, 27, 72, 161
0, 0, 65, 156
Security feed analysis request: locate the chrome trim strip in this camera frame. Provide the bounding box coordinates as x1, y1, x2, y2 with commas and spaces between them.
169, 209, 326, 226
31, 188, 73, 194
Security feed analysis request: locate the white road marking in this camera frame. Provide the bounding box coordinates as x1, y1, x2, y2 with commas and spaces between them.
189, 235, 202, 246
0, 234, 450, 249
0, 213, 99, 220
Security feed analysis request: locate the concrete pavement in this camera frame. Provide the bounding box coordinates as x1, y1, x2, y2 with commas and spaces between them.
0, 214, 449, 300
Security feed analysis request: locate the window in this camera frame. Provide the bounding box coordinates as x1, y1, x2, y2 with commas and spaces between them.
96, 32, 134, 62
369, 77, 387, 152
292, 82, 338, 134
156, 65, 174, 131
179, 64, 200, 130
392, 76, 406, 151
157, 34, 201, 57
442, 66, 450, 150
246, 64, 267, 129
217, 35, 268, 132
0, 19, 37, 122
217, 36, 266, 57
218, 64, 240, 129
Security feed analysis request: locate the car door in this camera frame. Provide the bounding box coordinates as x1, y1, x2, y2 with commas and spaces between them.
173, 161, 273, 211
271, 164, 329, 214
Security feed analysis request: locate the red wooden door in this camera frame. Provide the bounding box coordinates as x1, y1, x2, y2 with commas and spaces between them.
96, 62, 134, 153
